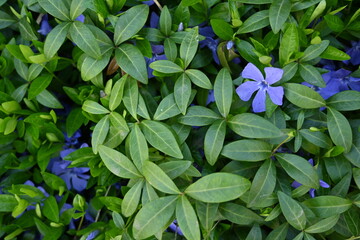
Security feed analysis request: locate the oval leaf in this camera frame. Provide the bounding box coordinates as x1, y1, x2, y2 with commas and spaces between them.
176, 195, 201, 240
303, 196, 352, 218
204, 120, 226, 166
222, 139, 272, 162
186, 69, 212, 90
278, 191, 306, 230
327, 107, 352, 153
214, 68, 233, 117
178, 106, 222, 126
284, 83, 325, 108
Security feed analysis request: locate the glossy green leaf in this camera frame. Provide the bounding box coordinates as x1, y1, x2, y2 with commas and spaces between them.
178, 106, 222, 126
98, 145, 141, 178
36, 90, 63, 109
140, 120, 183, 159
276, 153, 319, 188
299, 64, 326, 87
300, 129, 332, 149
324, 14, 344, 32
279, 24, 299, 66
278, 191, 306, 230
141, 181, 158, 205
43, 196, 59, 222
122, 76, 139, 120
38, 0, 70, 21
0, 10, 16, 29
109, 75, 127, 111
195, 201, 218, 231
82, 100, 109, 114
11, 84, 28, 103
114, 4, 149, 45
122, 179, 144, 217
137, 94, 151, 120
245, 224, 262, 240
303, 196, 352, 218
70, 0, 90, 20
180, 28, 199, 68
128, 124, 148, 171
28, 74, 52, 100
235, 40, 263, 67
174, 73, 192, 115
237, 10, 270, 34
210, 19, 233, 40
265, 223, 288, 240
204, 120, 226, 166
228, 113, 284, 138
133, 196, 177, 240
81, 51, 111, 81
320, 46, 350, 61
105, 111, 130, 148
153, 93, 181, 120
269, 0, 291, 34
69, 22, 101, 59
66, 108, 86, 138
176, 195, 201, 240
214, 68, 233, 117
219, 202, 264, 225
305, 214, 340, 233
44, 22, 71, 59
284, 83, 325, 108
185, 173, 251, 203
0, 195, 17, 212
326, 90, 360, 111
327, 107, 352, 153
247, 159, 276, 208
222, 140, 272, 162
92, 116, 110, 154
164, 38, 177, 62
115, 44, 148, 84
186, 69, 212, 89
301, 40, 329, 62
159, 6, 172, 36
233, 0, 272, 3
150, 60, 183, 74
158, 160, 191, 179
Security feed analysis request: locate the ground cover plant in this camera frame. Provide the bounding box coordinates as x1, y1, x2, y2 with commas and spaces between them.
0, 0, 360, 239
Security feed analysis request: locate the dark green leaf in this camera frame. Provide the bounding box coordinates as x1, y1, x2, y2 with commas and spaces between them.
122, 179, 144, 217
109, 75, 127, 111
70, 0, 90, 20
0, 195, 17, 212
158, 160, 191, 179
219, 203, 264, 225
180, 28, 199, 68
320, 46, 350, 61
43, 196, 59, 222
300, 129, 332, 149
301, 40, 329, 62
237, 10, 270, 34
299, 64, 325, 87
174, 73, 192, 115
128, 124, 148, 171
279, 24, 299, 66
82, 100, 109, 114
69, 22, 101, 59
214, 68, 233, 117
204, 120, 226, 165
303, 196, 352, 218
222, 140, 272, 162
38, 0, 70, 21
0, 10, 16, 29
324, 14, 345, 32
36, 90, 63, 109
210, 19, 233, 40
278, 191, 306, 230
81, 51, 111, 81
269, 0, 291, 34
150, 60, 184, 74
284, 83, 325, 108
196, 201, 218, 231
327, 107, 352, 153
44, 22, 71, 59
178, 106, 222, 126
265, 223, 288, 240
122, 76, 139, 120
66, 108, 86, 138
159, 6, 172, 36
305, 214, 340, 233
28, 74, 52, 100
153, 93, 181, 120
186, 69, 212, 89
326, 90, 360, 111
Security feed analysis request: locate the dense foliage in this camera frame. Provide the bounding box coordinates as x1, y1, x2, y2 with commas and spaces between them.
0, 0, 360, 239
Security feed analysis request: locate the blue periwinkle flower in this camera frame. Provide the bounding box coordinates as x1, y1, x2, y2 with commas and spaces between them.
236, 63, 284, 113
178, 22, 184, 31
75, 14, 85, 23
199, 26, 220, 65
322, 68, 360, 93
142, 0, 154, 6
38, 14, 52, 36
345, 41, 360, 65
169, 220, 184, 236
226, 40, 234, 50
145, 44, 167, 78
206, 90, 215, 105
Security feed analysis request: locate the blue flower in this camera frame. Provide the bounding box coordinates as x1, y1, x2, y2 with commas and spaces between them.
199, 26, 220, 65
145, 44, 167, 78
322, 68, 360, 93
345, 41, 360, 65
291, 159, 330, 198
168, 220, 184, 236
37, 14, 52, 36
236, 63, 284, 113
75, 14, 85, 23
142, 0, 154, 6
206, 90, 215, 105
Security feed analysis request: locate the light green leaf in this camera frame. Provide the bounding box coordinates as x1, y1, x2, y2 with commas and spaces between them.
228, 113, 284, 138
214, 68, 233, 117
164, 38, 177, 62
122, 76, 139, 120
28, 74, 52, 100
69, 22, 101, 59
299, 64, 325, 87
210, 19, 234, 40
245, 224, 262, 240
327, 107, 352, 153
320, 46, 350, 61
133, 196, 178, 240
180, 28, 199, 68
38, 0, 70, 21
141, 181, 158, 205
82, 100, 109, 114
269, 0, 291, 34
36, 90, 63, 109
232, 0, 272, 3
116, 44, 148, 83
237, 10, 269, 34
128, 124, 148, 172
44, 22, 71, 59
114, 4, 149, 45
186, 69, 212, 89
284, 83, 325, 108
195, 201, 218, 231
109, 75, 127, 111
326, 90, 360, 111
158, 160, 191, 179
140, 120, 183, 159
301, 40, 329, 62
176, 195, 201, 240
279, 24, 299, 66
219, 202, 264, 225
70, 0, 90, 20
153, 93, 181, 120
185, 173, 251, 203
174, 73, 192, 115
11, 84, 28, 103
221, 139, 272, 162
98, 145, 141, 178
81, 51, 111, 81
305, 214, 340, 233
122, 179, 144, 217
204, 120, 226, 166
278, 191, 306, 230
150, 60, 184, 74
0, 195, 17, 212
43, 196, 59, 223
178, 106, 222, 126
105, 111, 130, 148
0, 10, 16, 29
303, 196, 352, 218
300, 129, 332, 149
92, 116, 110, 154
137, 94, 151, 120
265, 223, 288, 240
159, 6, 172, 36
276, 153, 319, 189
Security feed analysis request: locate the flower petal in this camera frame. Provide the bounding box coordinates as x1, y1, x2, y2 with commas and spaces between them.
242, 63, 264, 82
264, 67, 283, 84
309, 188, 315, 198
319, 180, 330, 188
267, 86, 284, 106
236, 81, 259, 101
252, 89, 266, 112
291, 181, 302, 188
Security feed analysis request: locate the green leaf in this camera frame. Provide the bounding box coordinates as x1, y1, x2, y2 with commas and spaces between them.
176, 195, 201, 240
269, 0, 291, 34
122, 179, 144, 217
153, 93, 181, 120
70, 0, 90, 20
159, 6, 172, 36
214, 68, 233, 117
300, 129, 332, 149
276, 153, 319, 188
327, 107, 352, 153
185, 173, 251, 203
115, 44, 148, 83
82, 100, 109, 114
233, 0, 272, 3
42, 172, 67, 193
44, 22, 71, 59
222, 140, 272, 162
43, 196, 59, 223
122, 76, 139, 120
305, 214, 340, 233
185, 69, 212, 89
279, 24, 299, 66
265, 223, 288, 240
128, 124, 148, 171
92, 116, 110, 154
109, 75, 127, 111
11, 84, 28, 103
245, 224, 262, 240
196, 202, 218, 231
284, 83, 325, 108
36, 90, 63, 109
301, 40, 329, 62
303, 196, 352, 218
98, 145, 141, 178
159, 160, 191, 179
150, 60, 184, 74
81, 52, 111, 81
228, 113, 284, 138
278, 191, 306, 230
133, 196, 177, 240
180, 28, 199, 68
219, 202, 264, 225
204, 120, 226, 166
210, 19, 233, 40
106, 111, 130, 148
326, 90, 360, 111
320, 46, 350, 61
69, 22, 101, 59
114, 4, 149, 45
28, 74, 52, 100
174, 73, 192, 115
237, 10, 269, 34
235, 40, 263, 67
0, 195, 17, 212
66, 108, 86, 138
0, 10, 16, 29
324, 14, 345, 32
247, 159, 276, 208
178, 106, 222, 126
164, 38, 177, 62
38, 0, 70, 21
141, 181, 158, 205
140, 120, 183, 159
299, 64, 325, 87
137, 94, 151, 120
28, 64, 44, 81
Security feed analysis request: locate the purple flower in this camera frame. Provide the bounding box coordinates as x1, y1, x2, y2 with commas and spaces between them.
206, 90, 215, 105
145, 45, 167, 78
345, 41, 360, 65
236, 63, 284, 113
178, 22, 184, 32
37, 14, 52, 36
168, 220, 183, 236
75, 14, 85, 23
199, 26, 220, 65
226, 40, 234, 50
291, 159, 330, 198
142, 0, 154, 6
322, 68, 360, 93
